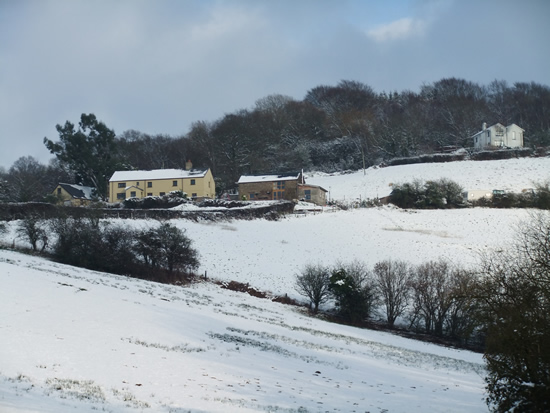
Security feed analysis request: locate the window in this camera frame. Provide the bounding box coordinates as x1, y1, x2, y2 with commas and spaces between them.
130, 191, 136, 198
276, 181, 285, 189
172, 180, 178, 186
147, 182, 152, 188
273, 191, 285, 200
192, 193, 197, 197
512, 131, 516, 140
117, 193, 125, 200
190, 179, 196, 185
57, 188, 62, 195
159, 192, 165, 196
249, 193, 255, 200
304, 189, 311, 200
147, 193, 152, 196
136, 182, 140, 186
118, 182, 126, 188
487, 130, 490, 137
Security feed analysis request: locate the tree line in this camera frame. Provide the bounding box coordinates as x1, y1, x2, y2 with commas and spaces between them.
294, 212, 550, 412
1, 77, 549, 201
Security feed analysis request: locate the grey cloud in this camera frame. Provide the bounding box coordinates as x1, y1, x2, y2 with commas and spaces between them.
0, 0, 548, 169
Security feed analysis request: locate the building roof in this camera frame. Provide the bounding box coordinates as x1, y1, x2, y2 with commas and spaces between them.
472, 123, 524, 138
57, 183, 95, 199
299, 183, 328, 192
109, 168, 209, 182
237, 173, 302, 184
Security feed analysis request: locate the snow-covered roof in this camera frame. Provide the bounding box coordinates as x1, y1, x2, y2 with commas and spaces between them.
237, 173, 301, 184
109, 169, 208, 182
57, 183, 95, 199
471, 122, 524, 138
298, 183, 328, 192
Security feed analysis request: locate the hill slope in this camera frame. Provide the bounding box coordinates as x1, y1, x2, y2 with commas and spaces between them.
2, 157, 549, 412
306, 157, 550, 201
0, 249, 485, 412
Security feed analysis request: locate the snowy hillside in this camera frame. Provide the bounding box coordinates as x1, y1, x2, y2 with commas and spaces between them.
1, 157, 549, 412
0, 250, 485, 413
306, 157, 550, 201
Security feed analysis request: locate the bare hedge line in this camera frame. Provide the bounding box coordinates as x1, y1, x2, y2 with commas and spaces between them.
0, 201, 295, 222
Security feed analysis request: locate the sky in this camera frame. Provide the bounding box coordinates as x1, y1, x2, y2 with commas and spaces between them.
1, 0, 549, 170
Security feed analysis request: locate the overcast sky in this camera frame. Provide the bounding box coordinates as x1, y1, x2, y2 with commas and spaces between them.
1, 0, 549, 169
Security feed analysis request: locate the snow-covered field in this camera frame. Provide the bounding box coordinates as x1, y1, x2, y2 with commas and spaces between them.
0, 250, 485, 413
1, 157, 549, 412
306, 157, 550, 201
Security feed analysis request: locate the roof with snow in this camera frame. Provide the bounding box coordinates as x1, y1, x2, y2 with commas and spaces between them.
109, 169, 209, 182
299, 183, 328, 192
471, 122, 524, 138
57, 183, 95, 199
237, 172, 302, 184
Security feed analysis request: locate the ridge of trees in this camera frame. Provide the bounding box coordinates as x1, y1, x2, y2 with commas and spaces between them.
1, 78, 549, 201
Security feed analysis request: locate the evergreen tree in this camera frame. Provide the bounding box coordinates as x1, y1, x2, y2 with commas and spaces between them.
44, 113, 120, 198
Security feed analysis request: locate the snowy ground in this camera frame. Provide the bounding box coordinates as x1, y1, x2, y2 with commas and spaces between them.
0, 250, 485, 413
169, 207, 531, 299
306, 157, 550, 201
1, 157, 549, 412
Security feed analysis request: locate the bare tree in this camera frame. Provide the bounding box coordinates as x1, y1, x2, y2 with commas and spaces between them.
295, 264, 331, 313
445, 267, 480, 343
373, 259, 411, 328
6, 156, 49, 202
17, 215, 48, 252
408, 259, 454, 336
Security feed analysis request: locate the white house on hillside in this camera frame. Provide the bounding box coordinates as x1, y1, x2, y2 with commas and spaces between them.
472, 122, 524, 149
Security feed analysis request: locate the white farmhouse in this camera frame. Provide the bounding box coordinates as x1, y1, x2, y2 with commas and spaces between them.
472, 122, 524, 149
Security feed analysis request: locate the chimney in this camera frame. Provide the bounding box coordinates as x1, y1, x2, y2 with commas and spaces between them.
482, 122, 487, 130
185, 160, 193, 170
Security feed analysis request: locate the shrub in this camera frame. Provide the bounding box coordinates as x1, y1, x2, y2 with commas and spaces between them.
49, 217, 199, 283
16, 215, 49, 252
123, 192, 190, 209
329, 260, 377, 324
390, 178, 465, 209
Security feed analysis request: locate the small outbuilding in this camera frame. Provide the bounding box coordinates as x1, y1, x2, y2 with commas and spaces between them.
297, 184, 328, 206
52, 183, 96, 206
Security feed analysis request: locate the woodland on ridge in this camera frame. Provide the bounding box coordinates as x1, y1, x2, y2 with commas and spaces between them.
2, 77, 549, 200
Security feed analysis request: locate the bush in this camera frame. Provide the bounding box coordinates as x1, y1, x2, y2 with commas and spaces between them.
329, 260, 377, 324
49, 218, 199, 283
17, 215, 49, 252
472, 183, 550, 210
123, 192, 190, 209
390, 178, 465, 209
470, 148, 532, 161
135, 223, 199, 275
